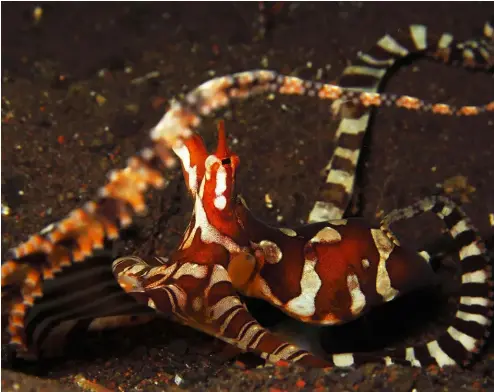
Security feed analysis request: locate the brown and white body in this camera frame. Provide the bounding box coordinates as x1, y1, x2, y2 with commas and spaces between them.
2, 20, 493, 369
112, 123, 492, 368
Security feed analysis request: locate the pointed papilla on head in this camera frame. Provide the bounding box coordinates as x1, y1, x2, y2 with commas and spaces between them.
214, 120, 240, 170
215, 119, 232, 159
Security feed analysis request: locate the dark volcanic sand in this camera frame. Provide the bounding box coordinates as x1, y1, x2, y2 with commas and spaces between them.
2, 3, 494, 391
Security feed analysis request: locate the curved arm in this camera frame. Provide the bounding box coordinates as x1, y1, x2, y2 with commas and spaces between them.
112, 256, 330, 367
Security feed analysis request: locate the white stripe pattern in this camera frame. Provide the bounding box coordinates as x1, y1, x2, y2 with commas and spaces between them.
426, 340, 456, 367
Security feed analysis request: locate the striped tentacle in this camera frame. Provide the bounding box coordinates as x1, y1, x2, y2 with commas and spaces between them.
3, 69, 492, 355
13, 251, 155, 359
2, 150, 168, 354
308, 21, 494, 223
111, 256, 331, 368
325, 196, 493, 368
150, 70, 492, 159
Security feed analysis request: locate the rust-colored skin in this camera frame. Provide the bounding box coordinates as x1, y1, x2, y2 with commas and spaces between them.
234, 202, 437, 324
172, 122, 437, 326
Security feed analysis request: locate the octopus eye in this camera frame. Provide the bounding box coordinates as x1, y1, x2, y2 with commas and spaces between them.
221, 157, 231, 165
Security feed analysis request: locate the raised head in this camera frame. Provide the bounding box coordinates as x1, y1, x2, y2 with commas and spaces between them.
173, 120, 244, 261
173, 120, 240, 201
201, 120, 240, 216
